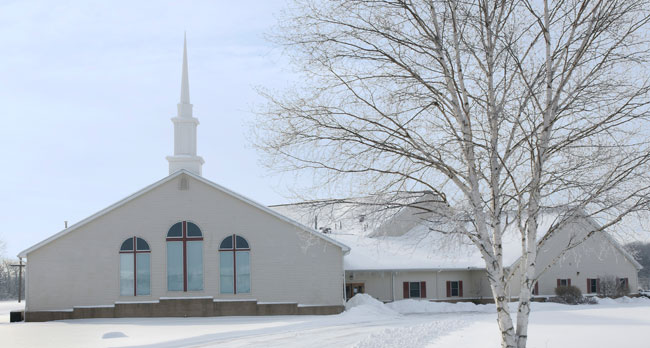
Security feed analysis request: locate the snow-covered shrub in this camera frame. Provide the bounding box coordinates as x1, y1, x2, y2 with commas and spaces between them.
553, 285, 583, 304
582, 296, 598, 304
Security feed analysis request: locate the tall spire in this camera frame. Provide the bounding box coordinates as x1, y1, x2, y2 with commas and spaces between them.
167, 34, 204, 176
180, 32, 190, 106
177, 32, 193, 119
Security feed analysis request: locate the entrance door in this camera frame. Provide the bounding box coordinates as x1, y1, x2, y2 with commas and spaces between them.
345, 283, 365, 299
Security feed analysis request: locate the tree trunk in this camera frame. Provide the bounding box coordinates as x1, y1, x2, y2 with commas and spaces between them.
492, 282, 516, 348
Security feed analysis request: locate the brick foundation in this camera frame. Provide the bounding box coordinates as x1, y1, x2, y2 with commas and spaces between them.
24, 298, 344, 322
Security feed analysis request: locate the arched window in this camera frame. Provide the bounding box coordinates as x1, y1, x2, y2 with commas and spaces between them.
119, 237, 151, 296
219, 235, 251, 294
166, 221, 203, 291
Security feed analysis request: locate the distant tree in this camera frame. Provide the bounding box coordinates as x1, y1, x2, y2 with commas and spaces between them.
625, 242, 650, 289
0, 238, 24, 300
256, 1, 650, 347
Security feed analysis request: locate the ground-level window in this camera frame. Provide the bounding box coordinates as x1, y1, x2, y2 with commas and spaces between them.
587, 278, 600, 293
166, 221, 203, 292
532, 281, 539, 296
402, 281, 426, 299
119, 237, 151, 296
446, 280, 463, 297
618, 277, 629, 290
219, 234, 251, 294
557, 278, 571, 287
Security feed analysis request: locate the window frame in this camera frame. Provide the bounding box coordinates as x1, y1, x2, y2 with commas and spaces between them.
119, 236, 151, 296
588, 278, 598, 293
166, 221, 204, 292
409, 281, 421, 298
450, 281, 460, 297
219, 234, 251, 294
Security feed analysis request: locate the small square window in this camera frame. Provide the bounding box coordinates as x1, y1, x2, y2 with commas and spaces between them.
559, 279, 569, 287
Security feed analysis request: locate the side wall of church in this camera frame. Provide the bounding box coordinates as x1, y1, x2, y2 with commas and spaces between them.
25, 174, 345, 311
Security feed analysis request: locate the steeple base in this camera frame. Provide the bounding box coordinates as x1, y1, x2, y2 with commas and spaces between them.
167, 155, 205, 176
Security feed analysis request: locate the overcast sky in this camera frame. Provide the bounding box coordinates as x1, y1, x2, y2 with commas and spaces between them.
2, 1, 649, 259
0, 0, 295, 257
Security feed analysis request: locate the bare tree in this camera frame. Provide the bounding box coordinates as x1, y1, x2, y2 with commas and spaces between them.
255, 1, 650, 347
598, 275, 630, 298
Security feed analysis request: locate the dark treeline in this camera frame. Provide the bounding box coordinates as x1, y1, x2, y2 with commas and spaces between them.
0, 258, 25, 300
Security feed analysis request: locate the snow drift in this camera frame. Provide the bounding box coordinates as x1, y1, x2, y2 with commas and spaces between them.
344, 294, 400, 317
345, 294, 495, 316
386, 299, 494, 314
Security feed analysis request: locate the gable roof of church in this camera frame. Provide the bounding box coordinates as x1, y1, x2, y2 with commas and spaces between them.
18, 170, 350, 258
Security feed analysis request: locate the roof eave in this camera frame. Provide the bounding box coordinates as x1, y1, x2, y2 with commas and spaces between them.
18, 169, 350, 258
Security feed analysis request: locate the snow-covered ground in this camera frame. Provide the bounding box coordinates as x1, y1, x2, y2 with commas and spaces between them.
0, 300, 24, 323
1, 296, 648, 347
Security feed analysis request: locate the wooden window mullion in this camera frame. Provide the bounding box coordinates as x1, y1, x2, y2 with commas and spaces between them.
182, 221, 188, 292
133, 237, 137, 296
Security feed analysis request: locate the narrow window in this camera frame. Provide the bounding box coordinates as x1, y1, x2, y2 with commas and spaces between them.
119, 237, 151, 296
446, 280, 463, 297
166, 221, 203, 291
450, 281, 459, 297
219, 234, 251, 294
409, 282, 421, 298
588, 278, 598, 293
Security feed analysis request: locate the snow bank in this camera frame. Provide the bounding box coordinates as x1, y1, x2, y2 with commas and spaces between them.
344, 294, 400, 317
595, 297, 618, 305
0, 300, 25, 323
386, 299, 495, 314
596, 296, 650, 305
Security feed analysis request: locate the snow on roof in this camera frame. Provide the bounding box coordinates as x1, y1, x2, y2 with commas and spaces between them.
276, 196, 643, 272
331, 230, 485, 270
329, 213, 562, 271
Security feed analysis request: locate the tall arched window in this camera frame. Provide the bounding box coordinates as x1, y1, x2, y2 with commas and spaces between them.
166, 221, 203, 291
119, 237, 151, 296
219, 235, 251, 294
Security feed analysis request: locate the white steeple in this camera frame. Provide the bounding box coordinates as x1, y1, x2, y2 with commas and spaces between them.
166, 33, 204, 176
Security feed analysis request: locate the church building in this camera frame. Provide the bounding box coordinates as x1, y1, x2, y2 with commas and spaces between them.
17, 37, 643, 323
18, 37, 349, 322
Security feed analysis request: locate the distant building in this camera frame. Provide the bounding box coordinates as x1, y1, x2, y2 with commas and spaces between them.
271, 193, 642, 302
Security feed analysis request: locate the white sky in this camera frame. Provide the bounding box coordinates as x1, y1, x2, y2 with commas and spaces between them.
0, 0, 295, 257
2, 1, 648, 258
